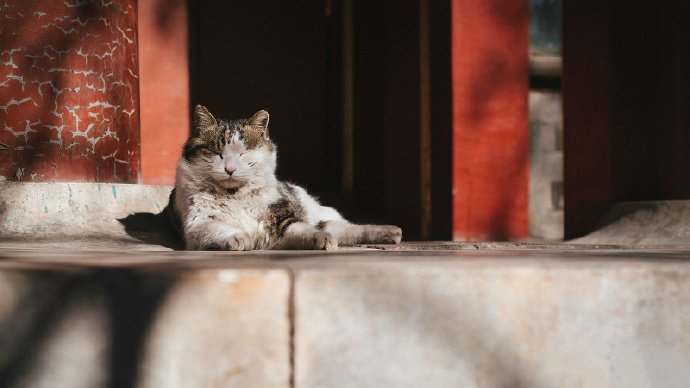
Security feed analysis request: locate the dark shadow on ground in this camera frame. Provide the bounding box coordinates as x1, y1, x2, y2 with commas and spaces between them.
0, 270, 175, 388
118, 206, 184, 250
0, 273, 79, 387
102, 270, 175, 388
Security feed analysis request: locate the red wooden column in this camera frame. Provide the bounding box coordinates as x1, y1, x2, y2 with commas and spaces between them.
138, 0, 190, 185
0, 0, 140, 182
451, 0, 529, 241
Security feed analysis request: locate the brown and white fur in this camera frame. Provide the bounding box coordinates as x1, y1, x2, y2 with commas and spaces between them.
170, 105, 402, 251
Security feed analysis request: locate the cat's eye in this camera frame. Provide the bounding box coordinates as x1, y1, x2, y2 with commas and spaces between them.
218, 154, 224, 159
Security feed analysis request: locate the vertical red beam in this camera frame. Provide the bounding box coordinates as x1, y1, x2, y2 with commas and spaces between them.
0, 0, 140, 182
451, 0, 529, 240
138, 0, 190, 185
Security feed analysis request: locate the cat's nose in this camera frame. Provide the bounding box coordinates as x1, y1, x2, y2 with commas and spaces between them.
225, 166, 236, 176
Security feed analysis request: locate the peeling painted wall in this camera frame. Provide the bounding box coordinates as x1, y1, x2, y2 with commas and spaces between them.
0, 0, 140, 182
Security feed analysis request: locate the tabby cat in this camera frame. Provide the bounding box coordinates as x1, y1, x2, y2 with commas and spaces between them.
170, 105, 402, 250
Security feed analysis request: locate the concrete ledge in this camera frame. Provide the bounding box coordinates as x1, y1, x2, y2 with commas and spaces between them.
0, 267, 291, 388
138, 270, 291, 388
2, 252, 690, 387
0, 182, 172, 235
575, 200, 690, 247
3, 182, 690, 250
2, 182, 690, 386
0, 182, 178, 249
0, 270, 110, 388
294, 260, 690, 387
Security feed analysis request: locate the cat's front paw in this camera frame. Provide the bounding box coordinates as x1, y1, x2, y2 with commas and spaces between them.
373, 225, 402, 244
225, 232, 253, 251
313, 231, 338, 250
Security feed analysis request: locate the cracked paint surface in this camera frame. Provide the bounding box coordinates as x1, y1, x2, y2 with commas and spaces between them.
0, 0, 140, 182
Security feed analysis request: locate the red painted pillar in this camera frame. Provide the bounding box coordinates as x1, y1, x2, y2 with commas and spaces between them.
451, 0, 529, 241
0, 0, 139, 182
138, 0, 190, 185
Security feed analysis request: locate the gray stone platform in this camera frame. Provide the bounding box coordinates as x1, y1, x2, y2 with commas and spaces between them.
2, 182, 690, 250
2, 249, 690, 388
2, 182, 690, 387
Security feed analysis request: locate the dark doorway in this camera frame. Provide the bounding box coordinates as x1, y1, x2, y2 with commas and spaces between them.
189, 0, 452, 240
563, 0, 690, 238
189, 0, 334, 194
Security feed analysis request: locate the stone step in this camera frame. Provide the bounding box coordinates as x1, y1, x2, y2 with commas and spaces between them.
574, 200, 690, 246
2, 182, 690, 386
4, 182, 690, 250
0, 182, 179, 249
2, 250, 690, 387
0, 181, 560, 252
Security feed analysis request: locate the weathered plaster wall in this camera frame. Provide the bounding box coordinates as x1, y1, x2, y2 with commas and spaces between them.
0, 0, 139, 182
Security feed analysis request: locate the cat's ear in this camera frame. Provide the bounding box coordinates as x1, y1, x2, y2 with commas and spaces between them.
193, 105, 218, 134
249, 110, 270, 131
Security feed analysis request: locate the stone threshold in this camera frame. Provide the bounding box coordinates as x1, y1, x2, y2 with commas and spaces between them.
2, 183, 690, 386
2, 248, 690, 387
4, 182, 690, 250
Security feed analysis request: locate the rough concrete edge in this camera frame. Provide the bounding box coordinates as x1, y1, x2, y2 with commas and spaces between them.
3, 182, 690, 250
0, 181, 172, 216
361, 241, 690, 251
288, 268, 296, 388
0, 182, 175, 243
572, 200, 690, 247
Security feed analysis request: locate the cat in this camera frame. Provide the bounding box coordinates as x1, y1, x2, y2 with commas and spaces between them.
169, 105, 402, 251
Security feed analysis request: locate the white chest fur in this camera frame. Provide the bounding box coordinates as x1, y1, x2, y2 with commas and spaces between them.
175, 160, 281, 248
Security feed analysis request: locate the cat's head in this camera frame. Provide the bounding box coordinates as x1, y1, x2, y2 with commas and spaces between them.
182, 105, 277, 189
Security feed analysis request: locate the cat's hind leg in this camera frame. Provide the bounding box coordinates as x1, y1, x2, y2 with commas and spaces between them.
317, 220, 402, 246
272, 222, 338, 250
